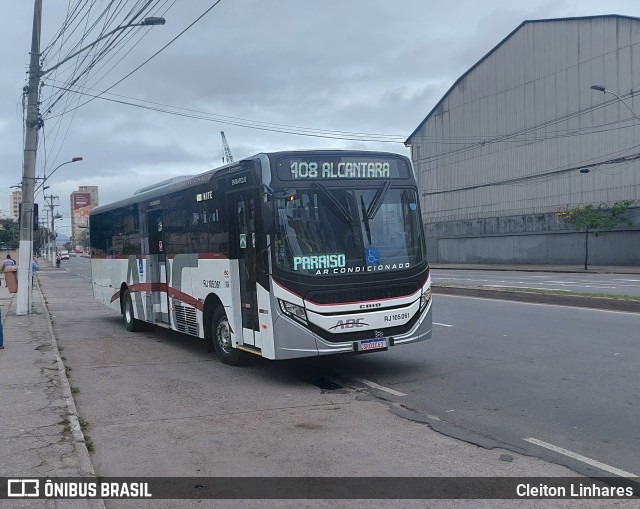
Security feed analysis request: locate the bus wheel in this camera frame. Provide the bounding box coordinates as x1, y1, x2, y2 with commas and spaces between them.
212, 307, 242, 365
122, 289, 141, 332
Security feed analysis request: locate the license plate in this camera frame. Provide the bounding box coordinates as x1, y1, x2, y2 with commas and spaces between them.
358, 338, 387, 351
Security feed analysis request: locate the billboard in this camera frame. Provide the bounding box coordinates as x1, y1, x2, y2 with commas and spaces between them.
73, 192, 92, 228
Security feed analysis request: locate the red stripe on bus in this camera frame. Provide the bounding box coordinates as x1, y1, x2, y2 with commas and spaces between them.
109, 283, 166, 303
167, 288, 204, 311
93, 253, 227, 260
108, 284, 203, 311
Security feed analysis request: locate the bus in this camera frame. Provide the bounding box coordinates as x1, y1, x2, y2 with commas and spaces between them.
90, 150, 432, 365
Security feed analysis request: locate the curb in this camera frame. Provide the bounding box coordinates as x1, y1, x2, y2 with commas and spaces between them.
432, 285, 640, 313
430, 265, 640, 275
37, 277, 106, 509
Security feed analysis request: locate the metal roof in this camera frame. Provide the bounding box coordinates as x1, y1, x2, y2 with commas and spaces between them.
404, 14, 640, 146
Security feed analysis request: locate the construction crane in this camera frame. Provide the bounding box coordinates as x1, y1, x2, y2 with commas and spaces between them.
221, 131, 234, 164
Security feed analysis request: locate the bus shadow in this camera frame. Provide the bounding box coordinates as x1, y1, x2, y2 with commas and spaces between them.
99, 318, 431, 390
247, 350, 432, 391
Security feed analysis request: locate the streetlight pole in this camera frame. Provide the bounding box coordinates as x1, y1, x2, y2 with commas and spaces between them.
590, 84, 640, 124
34, 157, 83, 195
16, 1, 165, 315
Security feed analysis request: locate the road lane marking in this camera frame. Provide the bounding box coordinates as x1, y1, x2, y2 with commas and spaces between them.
434, 322, 453, 327
523, 438, 638, 477
485, 285, 573, 292
352, 376, 406, 397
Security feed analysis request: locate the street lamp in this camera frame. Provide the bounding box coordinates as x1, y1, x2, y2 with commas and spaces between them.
34, 156, 83, 194
17, 1, 165, 315
41, 18, 166, 75
590, 84, 640, 124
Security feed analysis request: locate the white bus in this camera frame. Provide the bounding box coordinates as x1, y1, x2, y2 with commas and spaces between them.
90, 150, 432, 364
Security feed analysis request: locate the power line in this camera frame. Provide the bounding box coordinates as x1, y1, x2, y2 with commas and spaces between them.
47, 80, 405, 139
39, 1, 169, 172
47, 83, 407, 143
422, 152, 640, 196
46, 0, 226, 121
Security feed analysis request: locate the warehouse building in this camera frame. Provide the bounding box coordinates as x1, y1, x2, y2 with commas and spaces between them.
406, 15, 640, 265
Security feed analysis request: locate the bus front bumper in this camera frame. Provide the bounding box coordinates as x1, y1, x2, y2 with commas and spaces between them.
271, 301, 433, 360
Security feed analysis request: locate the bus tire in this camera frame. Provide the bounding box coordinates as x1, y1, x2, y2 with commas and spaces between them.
122, 289, 141, 332
211, 307, 243, 365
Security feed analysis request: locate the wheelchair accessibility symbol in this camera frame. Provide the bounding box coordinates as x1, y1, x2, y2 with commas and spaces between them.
365, 248, 380, 265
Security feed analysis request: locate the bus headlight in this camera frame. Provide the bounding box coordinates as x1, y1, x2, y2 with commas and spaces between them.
278, 299, 308, 323
420, 287, 432, 310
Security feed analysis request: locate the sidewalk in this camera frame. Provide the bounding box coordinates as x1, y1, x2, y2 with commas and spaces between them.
0, 266, 102, 508
429, 263, 640, 312
430, 263, 640, 274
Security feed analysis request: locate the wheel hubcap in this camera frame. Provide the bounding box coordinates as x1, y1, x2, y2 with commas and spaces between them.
216, 319, 232, 353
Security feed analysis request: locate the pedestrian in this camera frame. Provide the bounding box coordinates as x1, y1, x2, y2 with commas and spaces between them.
2, 254, 16, 271
32, 256, 39, 282
1, 254, 16, 288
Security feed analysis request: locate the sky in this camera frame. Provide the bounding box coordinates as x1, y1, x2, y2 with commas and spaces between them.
1, 0, 639, 237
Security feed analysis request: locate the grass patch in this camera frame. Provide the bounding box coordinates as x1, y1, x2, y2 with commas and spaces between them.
70, 385, 79, 394
85, 437, 94, 452
506, 288, 640, 301
78, 417, 89, 431
59, 418, 71, 434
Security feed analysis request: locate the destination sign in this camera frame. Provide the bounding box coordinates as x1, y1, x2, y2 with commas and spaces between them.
276, 155, 410, 181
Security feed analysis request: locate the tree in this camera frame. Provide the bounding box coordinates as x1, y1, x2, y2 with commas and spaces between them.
556, 200, 634, 269
0, 218, 19, 249
79, 228, 90, 251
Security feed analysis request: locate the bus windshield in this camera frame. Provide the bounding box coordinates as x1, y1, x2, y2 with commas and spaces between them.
273, 186, 426, 276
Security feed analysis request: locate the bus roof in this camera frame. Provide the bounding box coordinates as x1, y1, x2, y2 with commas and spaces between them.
91, 149, 409, 215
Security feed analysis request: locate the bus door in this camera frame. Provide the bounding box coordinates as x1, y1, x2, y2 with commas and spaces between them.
147, 209, 170, 324
228, 187, 260, 349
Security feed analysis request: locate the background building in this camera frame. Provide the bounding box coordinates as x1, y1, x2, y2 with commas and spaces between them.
406, 15, 640, 265
70, 186, 99, 249
9, 190, 21, 222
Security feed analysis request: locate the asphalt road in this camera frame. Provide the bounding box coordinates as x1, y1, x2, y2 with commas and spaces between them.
334, 294, 640, 479
431, 269, 640, 296
55, 253, 91, 280
53, 257, 640, 482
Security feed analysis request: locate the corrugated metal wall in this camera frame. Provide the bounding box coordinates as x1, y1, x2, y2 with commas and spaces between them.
408, 17, 640, 223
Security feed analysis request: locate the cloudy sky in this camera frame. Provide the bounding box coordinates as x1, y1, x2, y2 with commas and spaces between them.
1, 0, 638, 236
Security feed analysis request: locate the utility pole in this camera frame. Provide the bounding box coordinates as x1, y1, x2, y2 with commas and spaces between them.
45, 195, 59, 262
17, 0, 42, 315
38, 218, 47, 257
43, 207, 50, 261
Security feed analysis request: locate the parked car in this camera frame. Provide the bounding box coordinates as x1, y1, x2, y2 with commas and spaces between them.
59, 250, 70, 260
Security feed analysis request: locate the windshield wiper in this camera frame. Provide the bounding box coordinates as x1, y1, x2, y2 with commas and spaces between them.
313, 182, 353, 224
360, 195, 372, 244
366, 181, 391, 220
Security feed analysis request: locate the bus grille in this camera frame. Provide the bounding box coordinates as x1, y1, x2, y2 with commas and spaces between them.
175, 304, 198, 336
306, 284, 420, 305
